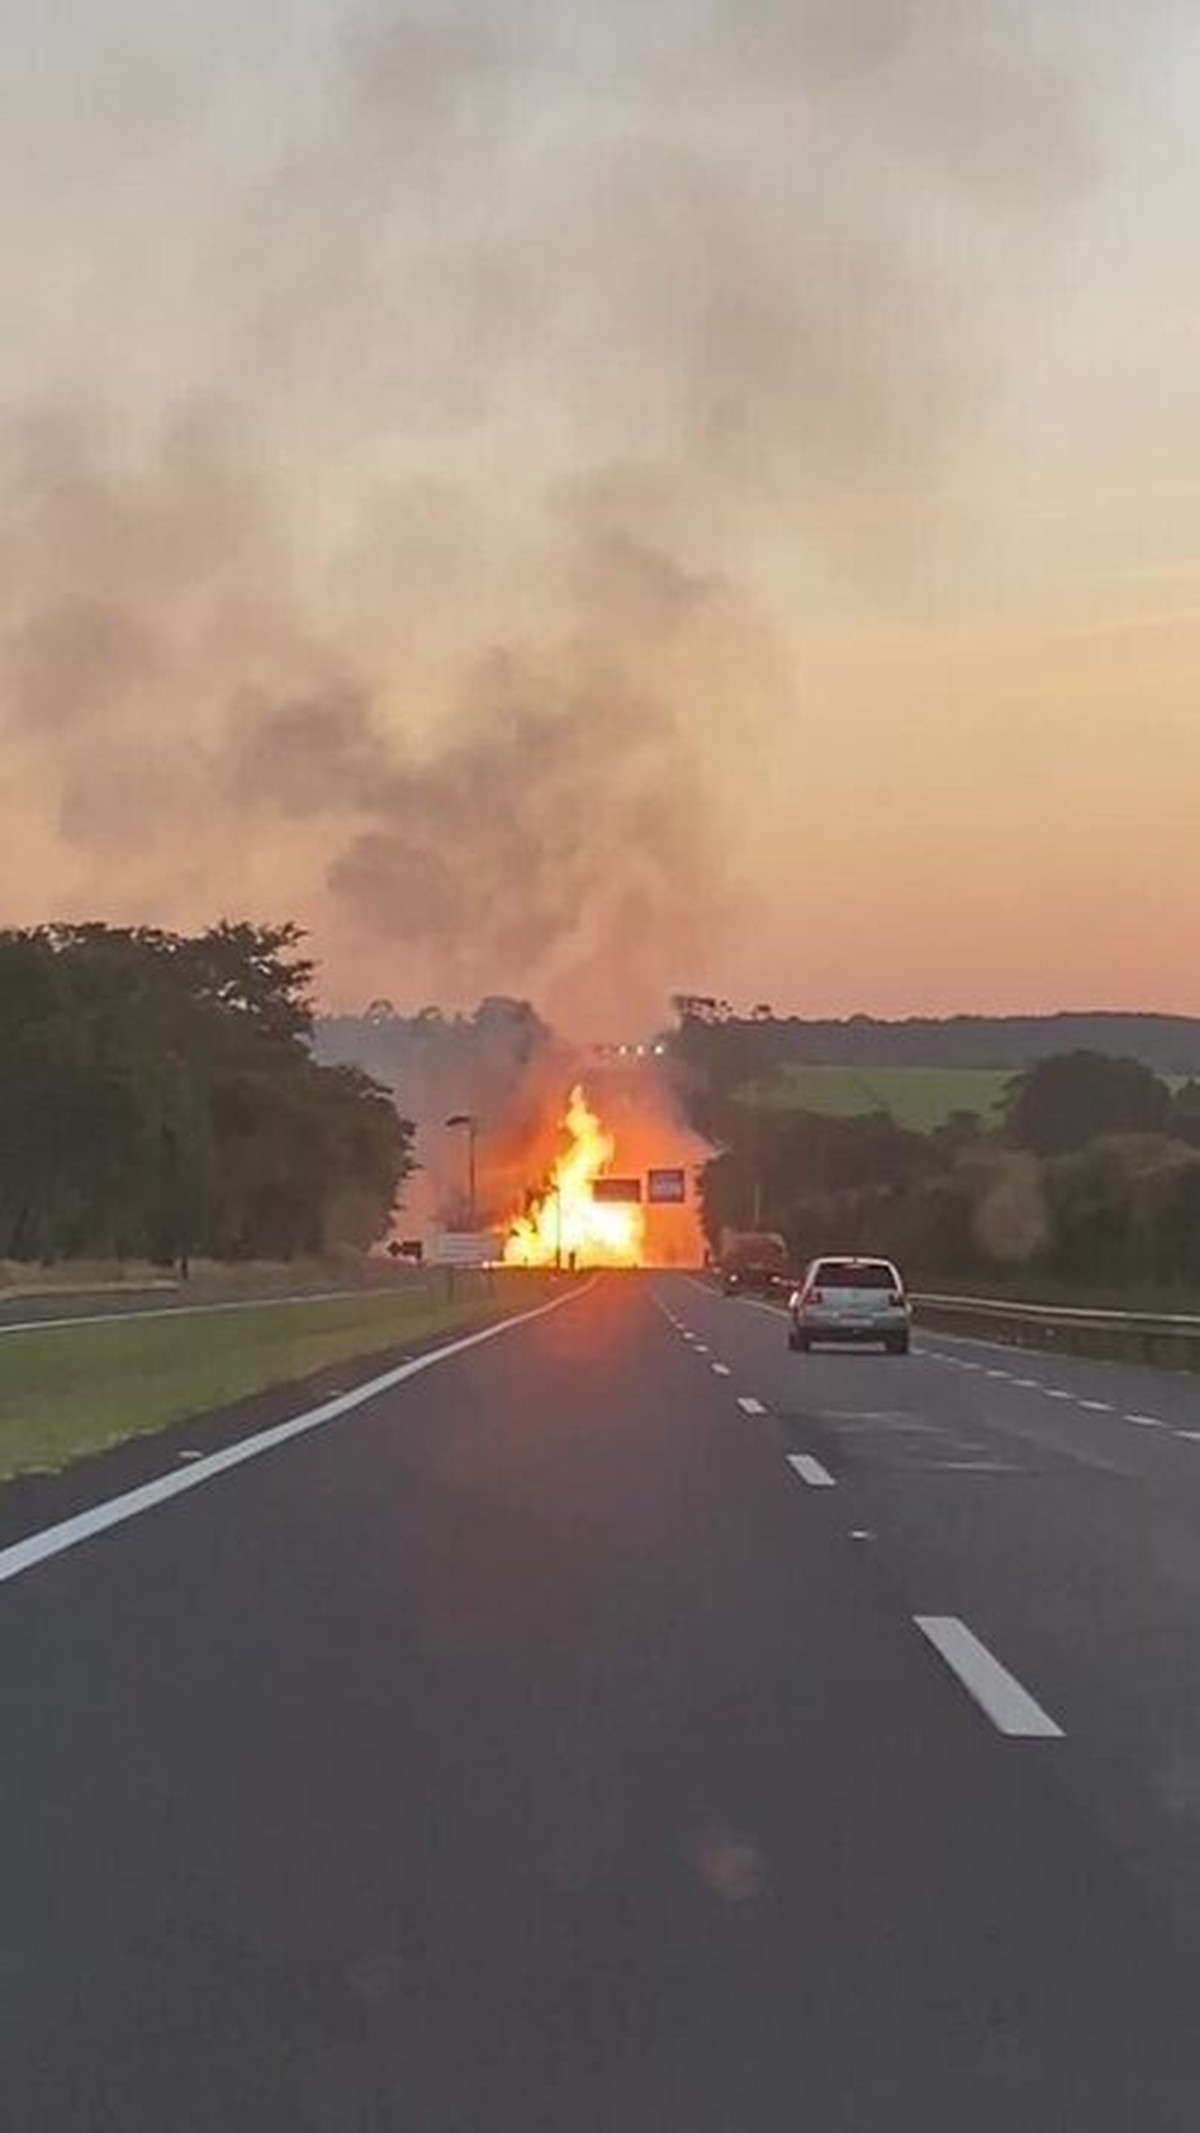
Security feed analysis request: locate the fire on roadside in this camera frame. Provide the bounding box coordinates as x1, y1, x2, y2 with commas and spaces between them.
504, 1085, 645, 1269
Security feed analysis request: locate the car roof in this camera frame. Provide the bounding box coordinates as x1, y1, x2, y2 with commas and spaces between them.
807, 1254, 901, 1272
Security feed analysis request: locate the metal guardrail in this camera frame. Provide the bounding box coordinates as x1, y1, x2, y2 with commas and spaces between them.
913, 1290, 1200, 1366
915, 1292, 1200, 1336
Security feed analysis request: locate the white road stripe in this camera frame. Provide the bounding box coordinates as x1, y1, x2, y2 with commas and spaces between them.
787, 1454, 836, 1489
0, 1281, 596, 1593
1011, 1378, 1040, 1390
1130, 1415, 1168, 1430
1176, 1429, 1200, 1441
711, 1362, 731, 1376
1043, 1389, 1074, 1401
985, 1369, 1011, 1380
737, 1397, 767, 1415
693, 1343, 709, 1354
914, 1616, 1064, 1739
938, 1460, 1019, 1473
1078, 1399, 1114, 1413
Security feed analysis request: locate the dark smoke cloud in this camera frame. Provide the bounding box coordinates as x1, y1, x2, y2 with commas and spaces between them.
11, 598, 157, 735
0, 0, 1160, 1019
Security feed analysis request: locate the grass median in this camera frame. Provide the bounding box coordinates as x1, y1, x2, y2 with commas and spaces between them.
0, 1272, 557, 1482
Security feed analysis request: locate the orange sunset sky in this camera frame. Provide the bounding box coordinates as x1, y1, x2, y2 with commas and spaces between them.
2, 2, 1198, 1031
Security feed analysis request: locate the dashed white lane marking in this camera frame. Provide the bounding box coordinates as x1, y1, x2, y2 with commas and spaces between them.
711, 1362, 731, 1376
0, 1280, 598, 1593
1011, 1378, 1040, 1390
1078, 1399, 1114, 1414
1176, 1429, 1200, 1441
985, 1368, 1011, 1381
737, 1397, 767, 1416
939, 1460, 1020, 1473
914, 1617, 1064, 1739
693, 1343, 710, 1354
1043, 1389, 1074, 1401
1130, 1414, 1169, 1430
787, 1454, 836, 1489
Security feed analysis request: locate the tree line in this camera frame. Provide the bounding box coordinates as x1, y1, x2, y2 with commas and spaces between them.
697, 1050, 1200, 1297
0, 922, 413, 1266
668, 996, 1200, 1095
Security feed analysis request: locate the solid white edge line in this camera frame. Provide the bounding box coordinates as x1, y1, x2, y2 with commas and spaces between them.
914, 1615, 1064, 1738
0, 1279, 597, 1592
787, 1454, 836, 1489
737, 1397, 767, 1415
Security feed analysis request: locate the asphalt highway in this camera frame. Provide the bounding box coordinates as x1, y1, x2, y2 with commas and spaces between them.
0, 1283, 378, 1334
3, 1273, 1200, 2128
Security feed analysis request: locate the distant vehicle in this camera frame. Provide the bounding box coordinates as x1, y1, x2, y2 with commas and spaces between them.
788, 1256, 910, 1354
719, 1229, 789, 1296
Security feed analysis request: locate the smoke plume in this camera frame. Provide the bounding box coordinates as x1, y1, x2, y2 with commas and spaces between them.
0, 0, 1156, 1025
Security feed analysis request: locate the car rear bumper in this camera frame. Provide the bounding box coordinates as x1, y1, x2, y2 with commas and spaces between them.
796, 1315, 909, 1343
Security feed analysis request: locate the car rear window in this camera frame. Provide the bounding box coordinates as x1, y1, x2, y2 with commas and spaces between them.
812, 1262, 897, 1289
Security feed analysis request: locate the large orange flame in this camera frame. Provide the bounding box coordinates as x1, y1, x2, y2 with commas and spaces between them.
504, 1084, 645, 1268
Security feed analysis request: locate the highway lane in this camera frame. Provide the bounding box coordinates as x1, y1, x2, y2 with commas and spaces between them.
675, 1274, 1200, 1947
2, 1275, 1199, 2127
0, 1283, 390, 1335
0, 1285, 179, 1330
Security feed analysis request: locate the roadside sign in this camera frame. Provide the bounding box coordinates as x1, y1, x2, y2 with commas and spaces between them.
429, 1230, 499, 1267
591, 1178, 642, 1204
647, 1168, 687, 1204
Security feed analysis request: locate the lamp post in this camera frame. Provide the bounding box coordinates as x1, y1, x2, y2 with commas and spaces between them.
445, 1112, 478, 1230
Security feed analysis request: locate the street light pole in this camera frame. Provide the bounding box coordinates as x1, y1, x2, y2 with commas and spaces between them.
445, 1113, 478, 1229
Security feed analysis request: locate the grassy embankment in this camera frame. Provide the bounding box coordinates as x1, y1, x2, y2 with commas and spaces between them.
0, 1255, 382, 1303
739, 1063, 1011, 1131
0, 1271, 556, 1482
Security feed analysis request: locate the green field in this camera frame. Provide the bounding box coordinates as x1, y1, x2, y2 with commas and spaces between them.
0, 1274, 554, 1482
741, 1063, 1012, 1132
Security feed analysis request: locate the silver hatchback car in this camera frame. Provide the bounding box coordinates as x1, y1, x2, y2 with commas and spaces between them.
788, 1256, 911, 1354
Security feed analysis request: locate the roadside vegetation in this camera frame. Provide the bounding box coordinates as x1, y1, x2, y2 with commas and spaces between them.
0, 1273, 553, 1480
684, 1029, 1200, 1305
736, 1063, 1010, 1133
0, 921, 413, 1267
0, 1254, 399, 1304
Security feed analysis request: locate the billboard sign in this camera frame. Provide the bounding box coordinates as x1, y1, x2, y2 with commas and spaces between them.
591, 1177, 643, 1204
647, 1167, 687, 1204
